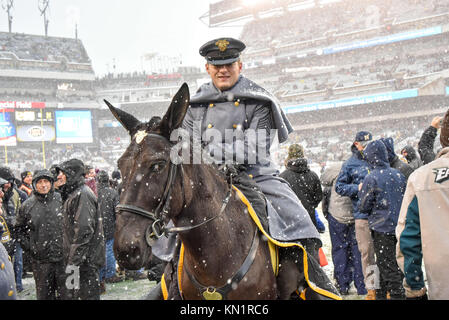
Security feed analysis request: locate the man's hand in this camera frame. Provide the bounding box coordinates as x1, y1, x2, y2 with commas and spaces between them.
431, 116, 443, 129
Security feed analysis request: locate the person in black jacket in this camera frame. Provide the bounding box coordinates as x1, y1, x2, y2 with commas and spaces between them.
97, 170, 122, 289
418, 115, 443, 165
400, 145, 422, 171
56, 158, 105, 300
280, 144, 323, 230
15, 169, 65, 300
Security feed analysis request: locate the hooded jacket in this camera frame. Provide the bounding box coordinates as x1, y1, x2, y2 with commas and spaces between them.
396, 147, 449, 299
401, 145, 422, 170
380, 137, 414, 180
15, 169, 64, 263
335, 144, 370, 219
279, 158, 323, 228
358, 140, 406, 233
57, 159, 105, 268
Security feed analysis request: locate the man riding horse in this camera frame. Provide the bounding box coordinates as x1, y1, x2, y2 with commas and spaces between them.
142, 37, 327, 299
184, 37, 321, 253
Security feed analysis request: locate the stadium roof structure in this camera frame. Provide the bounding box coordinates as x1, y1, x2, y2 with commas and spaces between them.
201, 0, 338, 27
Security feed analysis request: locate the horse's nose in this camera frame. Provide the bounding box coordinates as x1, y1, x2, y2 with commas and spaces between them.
114, 240, 145, 270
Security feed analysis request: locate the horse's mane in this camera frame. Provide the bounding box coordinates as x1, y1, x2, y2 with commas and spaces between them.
143, 115, 227, 182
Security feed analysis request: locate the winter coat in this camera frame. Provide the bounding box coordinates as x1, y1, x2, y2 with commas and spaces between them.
279, 158, 323, 228
335, 144, 370, 219
97, 180, 119, 240
396, 147, 449, 299
15, 170, 64, 263
380, 137, 414, 180
181, 75, 319, 242
58, 159, 105, 268
320, 162, 354, 225
401, 145, 422, 170
0, 242, 16, 300
418, 126, 438, 165
358, 140, 406, 234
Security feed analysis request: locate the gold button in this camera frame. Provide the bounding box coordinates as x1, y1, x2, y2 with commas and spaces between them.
8, 290, 13, 297
234, 100, 240, 107
232, 124, 237, 129
207, 124, 213, 129
1, 263, 4, 269
209, 103, 214, 108
248, 174, 253, 179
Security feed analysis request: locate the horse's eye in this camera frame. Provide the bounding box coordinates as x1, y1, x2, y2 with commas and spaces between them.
150, 161, 166, 173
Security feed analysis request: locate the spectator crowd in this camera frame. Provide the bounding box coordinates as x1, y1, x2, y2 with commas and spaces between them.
1, 109, 448, 300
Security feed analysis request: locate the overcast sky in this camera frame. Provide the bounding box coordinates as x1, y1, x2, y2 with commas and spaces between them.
0, 0, 242, 76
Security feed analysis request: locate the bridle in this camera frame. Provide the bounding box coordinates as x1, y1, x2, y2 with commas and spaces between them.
115, 133, 232, 246
116, 132, 260, 300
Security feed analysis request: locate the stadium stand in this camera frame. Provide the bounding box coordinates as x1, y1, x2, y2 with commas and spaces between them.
1, 0, 449, 174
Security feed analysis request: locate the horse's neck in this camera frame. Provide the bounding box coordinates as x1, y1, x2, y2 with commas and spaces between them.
176, 164, 255, 277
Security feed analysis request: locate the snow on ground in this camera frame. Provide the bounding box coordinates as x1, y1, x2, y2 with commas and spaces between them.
18, 277, 156, 300
17, 206, 365, 300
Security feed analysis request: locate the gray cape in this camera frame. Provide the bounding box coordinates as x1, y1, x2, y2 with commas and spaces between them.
190, 75, 293, 143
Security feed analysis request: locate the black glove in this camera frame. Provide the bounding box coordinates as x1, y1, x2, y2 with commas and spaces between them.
218, 164, 246, 183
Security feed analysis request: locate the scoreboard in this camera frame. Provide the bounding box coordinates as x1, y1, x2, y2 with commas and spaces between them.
0, 101, 94, 146
15, 109, 56, 143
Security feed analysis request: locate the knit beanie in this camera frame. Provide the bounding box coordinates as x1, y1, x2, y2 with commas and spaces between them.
287, 144, 304, 160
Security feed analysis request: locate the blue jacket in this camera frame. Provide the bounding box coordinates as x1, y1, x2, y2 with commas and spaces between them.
358, 140, 406, 233
335, 144, 370, 219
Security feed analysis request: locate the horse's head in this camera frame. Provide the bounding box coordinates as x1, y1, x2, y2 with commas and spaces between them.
105, 83, 190, 270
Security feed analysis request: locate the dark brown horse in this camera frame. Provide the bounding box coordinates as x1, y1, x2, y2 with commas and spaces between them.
107, 83, 338, 300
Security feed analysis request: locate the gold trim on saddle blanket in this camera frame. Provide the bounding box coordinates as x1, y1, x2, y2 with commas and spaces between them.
160, 185, 341, 300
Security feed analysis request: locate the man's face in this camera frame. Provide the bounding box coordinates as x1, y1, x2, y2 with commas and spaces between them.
57, 171, 67, 187
24, 174, 32, 185
2, 182, 11, 193
87, 169, 96, 179
206, 61, 242, 91
401, 150, 408, 158
35, 178, 52, 194
354, 141, 366, 151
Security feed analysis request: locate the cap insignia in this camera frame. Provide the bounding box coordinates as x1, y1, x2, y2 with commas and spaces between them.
215, 39, 230, 52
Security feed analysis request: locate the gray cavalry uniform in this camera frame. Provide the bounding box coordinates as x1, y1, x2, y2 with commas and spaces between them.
182, 75, 319, 242
0, 240, 16, 300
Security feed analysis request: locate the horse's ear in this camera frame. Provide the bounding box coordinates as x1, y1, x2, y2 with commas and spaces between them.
158, 83, 190, 138
104, 99, 141, 135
